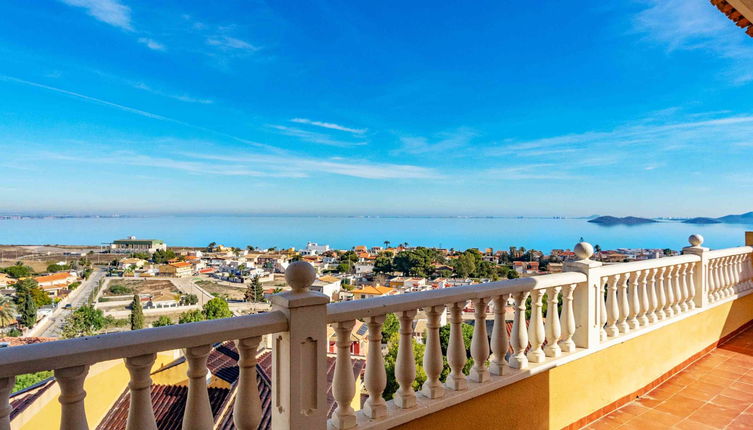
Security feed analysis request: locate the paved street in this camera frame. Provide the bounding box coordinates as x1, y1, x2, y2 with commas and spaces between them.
38, 268, 105, 338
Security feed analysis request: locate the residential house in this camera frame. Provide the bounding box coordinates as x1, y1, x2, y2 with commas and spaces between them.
33, 272, 77, 296
159, 262, 192, 278
350, 285, 394, 300
110, 237, 166, 254
311, 275, 341, 301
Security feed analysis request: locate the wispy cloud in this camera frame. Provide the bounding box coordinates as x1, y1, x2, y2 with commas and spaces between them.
268, 125, 366, 147
290, 118, 367, 134
0, 75, 277, 151
206, 35, 259, 52
393, 128, 477, 155
632, 0, 753, 84
60, 0, 132, 31
132, 82, 213, 104
138, 37, 166, 51
184, 151, 440, 180
481, 163, 576, 181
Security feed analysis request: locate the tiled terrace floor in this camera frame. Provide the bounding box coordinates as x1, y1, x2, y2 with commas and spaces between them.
582, 325, 753, 430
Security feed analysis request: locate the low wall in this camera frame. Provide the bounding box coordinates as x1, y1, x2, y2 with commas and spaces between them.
396, 292, 753, 430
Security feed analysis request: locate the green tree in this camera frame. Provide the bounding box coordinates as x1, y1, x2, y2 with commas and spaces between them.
2, 262, 33, 279
252, 276, 265, 302
382, 313, 400, 340
383, 332, 426, 400
374, 251, 394, 274
129, 295, 144, 330
61, 305, 107, 338
178, 309, 205, 324
152, 249, 177, 264
202, 297, 232, 319
0, 296, 16, 327
29, 287, 52, 307
13, 371, 53, 393
207, 242, 217, 251
152, 315, 173, 327
181, 294, 199, 306
46, 263, 70, 273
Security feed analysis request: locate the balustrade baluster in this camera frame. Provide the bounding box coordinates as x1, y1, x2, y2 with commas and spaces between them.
605, 275, 620, 336
544, 287, 562, 358
647, 268, 659, 323
55, 365, 90, 430
711, 259, 721, 301
724, 257, 734, 296
421, 305, 445, 398
744, 255, 753, 290
526, 290, 545, 363
124, 354, 158, 430
559, 284, 577, 352
663, 266, 675, 318
362, 315, 387, 419
686, 263, 696, 309
394, 310, 417, 408
490, 295, 510, 375
735, 255, 744, 293
655, 267, 667, 320
677, 264, 689, 313
330, 320, 357, 429
637, 270, 650, 326
509, 291, 529, 369
599, 279, 608, 341
0, 376, 13, 430
628, 272, 640, 330
234, 337, 263, 430
445, 302, 468, 390
182, 345, 213, 430
671, 265, 682, 315
617, 274, 630, 334
470, 298, 491, 381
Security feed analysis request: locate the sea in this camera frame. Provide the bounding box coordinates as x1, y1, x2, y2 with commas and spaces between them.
1, 216, 752, 253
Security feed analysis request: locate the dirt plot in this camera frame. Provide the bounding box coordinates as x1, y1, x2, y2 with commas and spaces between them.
195, 280, 246, 301
104, 279, 180, 299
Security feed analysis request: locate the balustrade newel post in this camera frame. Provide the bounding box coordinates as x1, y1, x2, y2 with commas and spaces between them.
563, 242, 602, 348
271, 261, 329, 429
682, 234, 709, 309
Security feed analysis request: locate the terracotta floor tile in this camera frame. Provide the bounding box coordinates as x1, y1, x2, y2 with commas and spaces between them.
619, 415, 677, 430
679, 386, 719, 402
686, 403, 738, 427
618, 402, 650, 417
634, 396, 664, 409
586, 418, 621, 430
727, 413, 753, 429
709, 394, 750, 410
636, 409, 684, 427
656, 395, 706, 418
671, 418, 717, 430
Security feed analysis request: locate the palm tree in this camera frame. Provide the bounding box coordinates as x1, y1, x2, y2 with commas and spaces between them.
0, 297, 17, 328
384, 240, 391, 249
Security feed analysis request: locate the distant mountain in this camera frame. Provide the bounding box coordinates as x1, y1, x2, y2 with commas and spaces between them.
588, 216, 657, 226
717, 211, 753, 224
683, 217, 722, 224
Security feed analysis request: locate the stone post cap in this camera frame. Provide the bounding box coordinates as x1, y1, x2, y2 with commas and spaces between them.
285, 261, 316, 293
574, 242, 594, 260
688, 234, 704, 247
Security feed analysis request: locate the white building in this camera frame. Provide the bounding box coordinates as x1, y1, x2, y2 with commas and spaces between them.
300, 242, 330, 256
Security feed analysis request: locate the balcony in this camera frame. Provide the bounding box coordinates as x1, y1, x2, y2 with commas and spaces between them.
2, 233, 753, 429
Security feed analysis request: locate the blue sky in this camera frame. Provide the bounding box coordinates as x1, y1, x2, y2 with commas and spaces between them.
1, 0, 753, 217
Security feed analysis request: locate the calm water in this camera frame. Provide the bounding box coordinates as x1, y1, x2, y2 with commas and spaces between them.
0, 217, 751, 252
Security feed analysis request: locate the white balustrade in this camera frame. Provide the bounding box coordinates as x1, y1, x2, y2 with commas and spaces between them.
509, 291, 529, 369
124, 354, 158, 430
526, 290, 545, 363
599, 280, 608, 341
183, 345, 213, 430
647, 268, 659, 323
56, 365, 90, 430
544, 287, 562, 358
330, 320, 357, 429
489, 295, 510, 375
605, 275, 619, 337
663, 266, 675, 318
686, 263, 696, 309
628, 272, 640, 330
617, 273, 630, 334
558, 284, 577, 353
362, 315, 387, 419
637, 270, 650, 326
420, 305, 445, 398
655, 267, 667, 320
234, 337, 263, 430
470, 298, 491, 382
445, 301, 468, 390
678, 264, 689, 313
394, 310, 417, 409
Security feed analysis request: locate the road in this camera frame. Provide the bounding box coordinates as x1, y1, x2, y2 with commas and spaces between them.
38, 268, 105, 338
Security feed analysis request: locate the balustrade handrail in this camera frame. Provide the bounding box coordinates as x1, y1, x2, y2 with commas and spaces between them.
326, 272, 586, 323
0, 310, 288, 378
705, 246, 753, 259
593, 254, 700, 277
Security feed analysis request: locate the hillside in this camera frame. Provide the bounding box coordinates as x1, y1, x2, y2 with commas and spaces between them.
588, 216, 657, 226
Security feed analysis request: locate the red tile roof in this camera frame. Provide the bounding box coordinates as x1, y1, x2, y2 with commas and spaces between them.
10, 378, 54, 421
711, 0, 753, 37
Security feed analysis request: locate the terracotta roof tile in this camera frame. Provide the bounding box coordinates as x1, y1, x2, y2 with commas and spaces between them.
711, 0, 753, 36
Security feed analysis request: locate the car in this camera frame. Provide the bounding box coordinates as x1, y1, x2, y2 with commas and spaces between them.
63, 304, 72, 309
